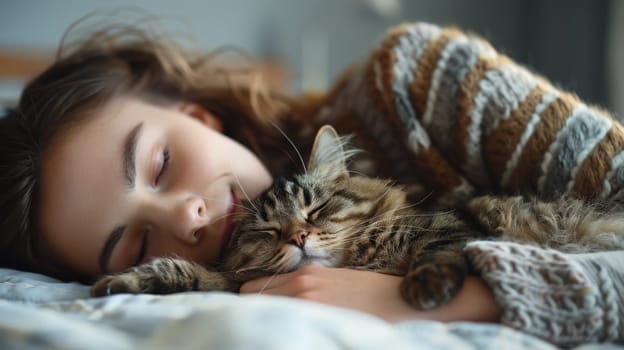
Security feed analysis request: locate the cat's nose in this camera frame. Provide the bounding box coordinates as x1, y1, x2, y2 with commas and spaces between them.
289, 230, 309, 248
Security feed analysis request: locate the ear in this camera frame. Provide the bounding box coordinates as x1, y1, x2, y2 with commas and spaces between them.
177, 102, 223, 132
307, 125, 349, 178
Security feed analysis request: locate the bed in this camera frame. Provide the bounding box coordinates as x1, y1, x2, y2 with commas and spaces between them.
1, 49, 622, 350
1, 267, 621, 350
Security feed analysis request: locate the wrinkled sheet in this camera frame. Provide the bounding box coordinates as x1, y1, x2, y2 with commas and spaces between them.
0, 268, 620, 350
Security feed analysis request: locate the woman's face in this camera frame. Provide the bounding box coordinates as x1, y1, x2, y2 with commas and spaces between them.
38, 97, 272, 279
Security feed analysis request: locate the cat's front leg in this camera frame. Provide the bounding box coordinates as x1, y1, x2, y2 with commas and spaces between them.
91, 257, 236, 297
401, 243, 469, 310
465, 195, 523, 237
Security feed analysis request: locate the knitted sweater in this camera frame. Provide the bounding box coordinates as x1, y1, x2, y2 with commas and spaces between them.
311, 22, 624, 347
317, 22, 623, 207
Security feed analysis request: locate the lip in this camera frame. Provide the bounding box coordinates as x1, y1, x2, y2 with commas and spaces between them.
218, 189, 238, 261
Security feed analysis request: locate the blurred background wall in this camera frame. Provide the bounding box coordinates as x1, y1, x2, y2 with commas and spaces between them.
0, 0, 622, 116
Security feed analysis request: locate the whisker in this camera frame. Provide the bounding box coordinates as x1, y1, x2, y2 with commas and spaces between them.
225, 262, 274, 274
268, 119, 307, 175
330, 214, 451, 238
211, 211, 249, 223
346, 169, 370, 178
328, 205, 452, 237
199, 195, 257, 216
231, 173, 259, 213
257, 264, 285, 295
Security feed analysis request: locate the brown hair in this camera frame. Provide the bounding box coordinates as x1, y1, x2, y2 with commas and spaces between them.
0, 20, 326, 280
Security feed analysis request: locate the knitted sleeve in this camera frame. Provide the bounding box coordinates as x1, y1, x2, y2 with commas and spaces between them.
346, 22, 624, 206
465, 241, 624, 347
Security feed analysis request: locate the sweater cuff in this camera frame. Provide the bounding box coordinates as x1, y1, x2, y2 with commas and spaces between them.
464, 241, 619, 347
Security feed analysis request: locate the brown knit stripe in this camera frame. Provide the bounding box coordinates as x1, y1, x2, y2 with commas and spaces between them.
412, 147, 463, 198
506, 92, 579, 192
362, 27, 427, 176
366, 43, 397, 119
410, 28, 463, 116
451, 55, 510, 170
483, 86, 546, 186
366, 30, 405, 118
573, 119, 624, 198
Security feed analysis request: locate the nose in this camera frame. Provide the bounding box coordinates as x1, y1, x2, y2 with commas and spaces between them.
152, 194, 210, 244
289, 230, 309, 248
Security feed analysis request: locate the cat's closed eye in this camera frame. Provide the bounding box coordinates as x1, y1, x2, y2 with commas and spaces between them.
245, 227, 280, 241
307, 199, 331, 222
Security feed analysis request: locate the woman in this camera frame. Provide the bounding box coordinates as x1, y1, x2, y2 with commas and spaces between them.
0, 20, 621, 347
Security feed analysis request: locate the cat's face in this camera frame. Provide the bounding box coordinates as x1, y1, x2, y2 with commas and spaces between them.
224, 173, 354, 273
222, 126, 389, 275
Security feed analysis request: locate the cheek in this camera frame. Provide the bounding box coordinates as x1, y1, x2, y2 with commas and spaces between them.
236, 155, 272, 197
200, 134, 272, 198
220, 142, 271, 191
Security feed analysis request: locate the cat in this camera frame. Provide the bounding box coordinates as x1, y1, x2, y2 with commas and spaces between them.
91, 125, 624, 310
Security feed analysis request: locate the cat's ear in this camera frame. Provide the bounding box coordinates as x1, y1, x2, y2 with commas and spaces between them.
308, 125, 349, 178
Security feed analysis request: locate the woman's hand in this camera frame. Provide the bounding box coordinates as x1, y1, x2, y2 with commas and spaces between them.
239, 265, 502, 323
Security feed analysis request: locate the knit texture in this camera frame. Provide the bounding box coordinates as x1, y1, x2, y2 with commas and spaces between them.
319, 22, 624, 207
465, 241, 623, 348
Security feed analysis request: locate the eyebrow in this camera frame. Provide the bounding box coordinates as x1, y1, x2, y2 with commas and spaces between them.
124, 122, 143, 188
98, 122, 143, 273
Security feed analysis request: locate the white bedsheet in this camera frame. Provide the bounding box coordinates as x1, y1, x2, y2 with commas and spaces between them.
0, 268, 620, 350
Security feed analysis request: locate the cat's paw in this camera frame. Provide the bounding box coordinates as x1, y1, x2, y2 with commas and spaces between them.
400, 263, 465, 310
466, 195, 521, 236
91, 273, 144, 297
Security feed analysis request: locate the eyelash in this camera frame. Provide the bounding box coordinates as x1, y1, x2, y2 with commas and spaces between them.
307, 199, 330, 221
136, 228, 149, 265
155, 148, 170, 185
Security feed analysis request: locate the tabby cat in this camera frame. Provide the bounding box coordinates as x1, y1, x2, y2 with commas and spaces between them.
91, 125, 624, 310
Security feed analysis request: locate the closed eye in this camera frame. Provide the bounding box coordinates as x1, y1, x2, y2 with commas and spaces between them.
247, 227, 280, 237
155, 148, 170, 185
308, 199, 331, 220
135, 228, 149, 265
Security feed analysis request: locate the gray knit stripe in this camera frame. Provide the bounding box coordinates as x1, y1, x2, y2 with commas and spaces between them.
595, 262, 621, 343
500, 92, 558, 188
601, 149, 624, 197
389, 24, 440, 151
421, 36, 483, 125
419, 36, 481, 155
348, 71, 413, 177
574, 252, 624, 344
390, 24, 440, 94
480, 66, 537, 136
538, 105, 612, 199
393, 92, 431, 151
567, 115, 614, 195
463, 64, 537, 187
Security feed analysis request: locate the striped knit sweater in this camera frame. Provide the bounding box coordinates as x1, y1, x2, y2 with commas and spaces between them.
317, 22, 623, 207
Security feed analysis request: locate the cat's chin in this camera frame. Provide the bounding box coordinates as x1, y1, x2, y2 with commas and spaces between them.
282, 244, 339, 271
289, 254, 337, 270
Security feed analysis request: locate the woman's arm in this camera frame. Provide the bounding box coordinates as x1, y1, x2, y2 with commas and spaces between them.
240, 265, 501, 323
242, 241, 624, 347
